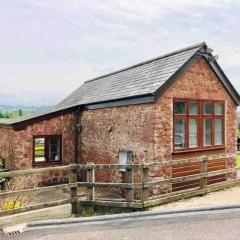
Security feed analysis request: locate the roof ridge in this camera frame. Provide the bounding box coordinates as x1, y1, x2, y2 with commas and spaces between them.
84, 42, 206, 84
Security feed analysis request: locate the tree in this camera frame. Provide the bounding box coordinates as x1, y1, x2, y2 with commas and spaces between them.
5, 111, 15, 119
19, 109, 23, 116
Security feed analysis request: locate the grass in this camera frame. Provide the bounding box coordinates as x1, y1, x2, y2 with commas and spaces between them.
0, 118, 8, 123
35, 146, 44, 151
35, 150, 44, 157
237, 153, 240, 166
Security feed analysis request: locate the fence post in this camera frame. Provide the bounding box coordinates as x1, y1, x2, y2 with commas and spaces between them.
87, 162, 95, 201
126, 166, 134, 202
141, 163, 149, 206
69, 164, 78, 215
200, 157, 208, 189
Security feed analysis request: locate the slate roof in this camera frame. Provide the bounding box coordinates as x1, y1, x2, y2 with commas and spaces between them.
57, 42, 204, 108
1, 42, 240, 127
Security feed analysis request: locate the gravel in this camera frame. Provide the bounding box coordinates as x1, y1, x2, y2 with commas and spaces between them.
152, 186, 240, 211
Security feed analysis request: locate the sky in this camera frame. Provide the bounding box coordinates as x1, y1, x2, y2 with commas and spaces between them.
0, 0, 240, 106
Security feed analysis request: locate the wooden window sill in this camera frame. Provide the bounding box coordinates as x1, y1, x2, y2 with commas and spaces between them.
173, 146, 225, 154
33, 161, 63, 167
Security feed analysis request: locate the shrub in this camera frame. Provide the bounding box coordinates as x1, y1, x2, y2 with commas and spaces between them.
81, 206, 94, 217
0, 156, 5, 168
2, 198, 22, 210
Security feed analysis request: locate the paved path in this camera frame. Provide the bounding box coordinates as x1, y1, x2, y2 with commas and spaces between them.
2, 208, 240, 240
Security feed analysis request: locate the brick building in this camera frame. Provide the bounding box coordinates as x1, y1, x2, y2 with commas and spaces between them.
0, 42, 239, 186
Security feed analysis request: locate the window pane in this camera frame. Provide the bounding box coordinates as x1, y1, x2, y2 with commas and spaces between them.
215, 119, 223, 145
204, 119, 212, 146
189, 102, 198, 115
175, 119, 186, 149
49, 137, 61, 161
34, 138, 45, 162
214, 103, 223, 115
189, 119, 198, 148
204, 103, 212, 115
174, 102, 186, 114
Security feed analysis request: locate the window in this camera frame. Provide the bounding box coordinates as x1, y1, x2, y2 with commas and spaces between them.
215, 119, 223, 145
34, 137, 46, 162
33, 135, 62, 164
204, 102, 212, 115
174, 102, 186, 115
189, 102, 198, 115
174, 119, 186, 149
174, 99, 224, 152
189, 119, 198, 148
204, 119, 212, 146
203, 102, 224, 147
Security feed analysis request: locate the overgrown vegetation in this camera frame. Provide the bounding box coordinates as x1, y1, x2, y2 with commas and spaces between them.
0, 110, 20, 119
80, 206, 95, 217
0, 157, 5, 168
0, 176, 39, 211
237, 153, 240, 167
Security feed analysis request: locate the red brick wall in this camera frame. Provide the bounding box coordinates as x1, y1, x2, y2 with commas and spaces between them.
80, 104, 156, 164
79, 57, 238, 183
79, 104, 156, 181
0, 128, 15, 169
2, 113, 75, 171
155, 58, 237, 163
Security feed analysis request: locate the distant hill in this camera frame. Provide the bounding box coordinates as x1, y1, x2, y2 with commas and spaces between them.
0, 105, 51, 121
0, 105, 50, 113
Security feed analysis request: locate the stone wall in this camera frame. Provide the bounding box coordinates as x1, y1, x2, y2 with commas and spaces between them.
79, 104, 156, 182
79, 57, 238, 185
0, 113, 75, 174
155, 58, 237, 164
0, 128, 15, 169
0, 113, 76, 185
12, 112, 76, 170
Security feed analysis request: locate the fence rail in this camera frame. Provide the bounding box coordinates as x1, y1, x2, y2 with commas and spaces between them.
0, 153, 239, 216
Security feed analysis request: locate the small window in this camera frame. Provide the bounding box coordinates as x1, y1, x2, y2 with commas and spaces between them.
33, 135, 62, 164
34, 138, 46, 163
214, 103, 223, 115
214, 119, 223, 145
174, 102, 186, 115
174, 119, 186, 149
49, 136, 61, 161
204, 102, 212, 115
204, 119, 212, 146
189, 102, 198, 115
189, 119, 198, 148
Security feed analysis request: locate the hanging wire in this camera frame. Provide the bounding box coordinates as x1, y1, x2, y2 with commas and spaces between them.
219, 44, 240, 57
221, 44, 240, 54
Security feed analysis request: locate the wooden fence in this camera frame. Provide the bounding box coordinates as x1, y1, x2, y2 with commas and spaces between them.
0, 153, 239, 217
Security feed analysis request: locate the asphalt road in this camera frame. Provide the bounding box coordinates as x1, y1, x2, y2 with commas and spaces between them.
2, 208, 240, 240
